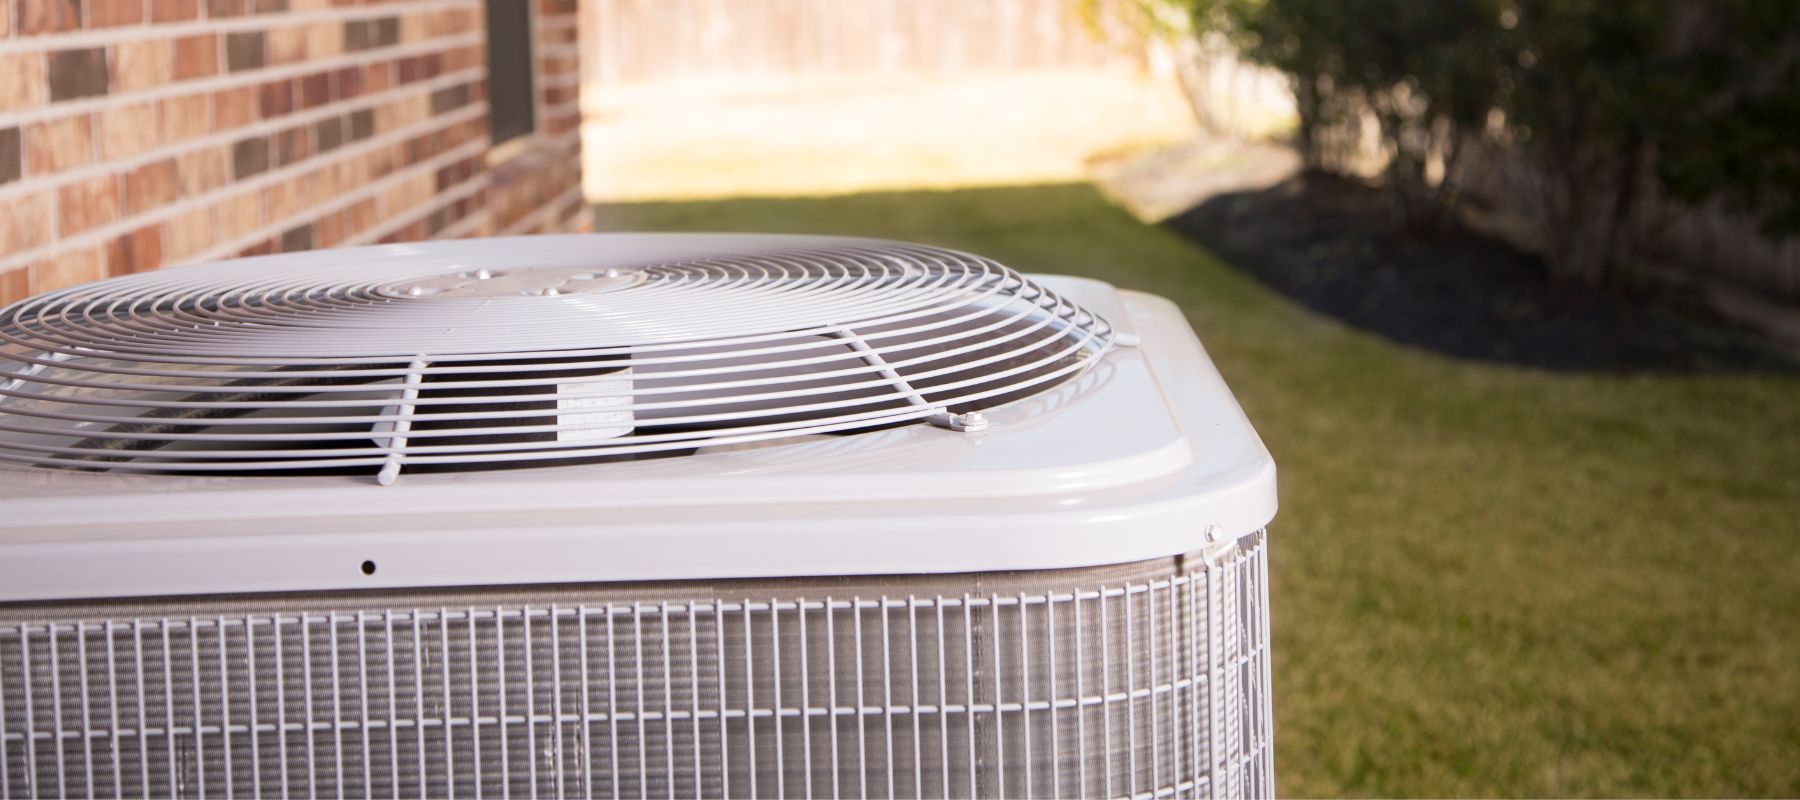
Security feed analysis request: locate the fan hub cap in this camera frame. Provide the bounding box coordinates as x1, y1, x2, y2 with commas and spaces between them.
380, 266, 644, 299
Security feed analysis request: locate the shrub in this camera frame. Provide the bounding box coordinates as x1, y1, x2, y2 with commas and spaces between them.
1173, 0, 1800, 285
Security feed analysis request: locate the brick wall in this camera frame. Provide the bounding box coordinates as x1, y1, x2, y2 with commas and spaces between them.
0, 0, 587, 307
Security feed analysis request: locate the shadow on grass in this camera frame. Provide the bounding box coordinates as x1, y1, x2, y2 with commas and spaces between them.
1165, 172, 1795, 374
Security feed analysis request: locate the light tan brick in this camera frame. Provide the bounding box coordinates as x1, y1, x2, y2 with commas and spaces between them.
111, 39, 176, 93
400, 12, 433, 43
299, 169, 331, 207
262, 178, 304, 220
25, 115, 94, 174
177, 146, 231, 196
0, 54, 48, 113
335, 155, 369, 188
163, 206, 215, 260
99, 102, 161, 160
216, 189, 262, 240
29, 247, 105, 295
56, 175, 121, 236
268, 25, 311, 65
0, 193, 53, 253
443, 8, 479, 34
306, 21, 344, 57
159, 93, 211, 145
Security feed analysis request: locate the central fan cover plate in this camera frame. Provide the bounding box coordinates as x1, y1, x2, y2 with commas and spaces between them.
381, 267, 646, 299
0, 234, 1116, 482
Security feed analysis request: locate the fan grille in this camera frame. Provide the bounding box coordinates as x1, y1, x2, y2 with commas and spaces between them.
0, 533, 1273, 799
0, 237, 1115, 481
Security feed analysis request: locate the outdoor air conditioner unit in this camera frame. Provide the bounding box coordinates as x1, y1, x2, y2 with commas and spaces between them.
0, 234, 1276, 799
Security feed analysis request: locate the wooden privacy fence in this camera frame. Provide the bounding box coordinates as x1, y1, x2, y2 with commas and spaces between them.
585, 0, 1121, 88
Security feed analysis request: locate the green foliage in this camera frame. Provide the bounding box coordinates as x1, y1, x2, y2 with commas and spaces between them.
1176, 0, 1800, 283
1647, 1, 1800, 239
1223, 0, 1512, 226
1501, 0, 1800, 282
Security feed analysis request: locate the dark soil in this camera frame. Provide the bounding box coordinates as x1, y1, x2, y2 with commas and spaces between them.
1166, 173, 1793, 373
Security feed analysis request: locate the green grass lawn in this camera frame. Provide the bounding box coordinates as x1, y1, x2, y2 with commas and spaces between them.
595, 183, 1800, 797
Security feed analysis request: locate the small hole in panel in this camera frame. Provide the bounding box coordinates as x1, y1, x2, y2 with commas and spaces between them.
360, 560, 377, 576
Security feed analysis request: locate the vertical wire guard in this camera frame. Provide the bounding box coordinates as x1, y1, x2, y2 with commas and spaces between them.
828, 330, 935, 411
376, 357, 428, 487
0, 532, 1272, 799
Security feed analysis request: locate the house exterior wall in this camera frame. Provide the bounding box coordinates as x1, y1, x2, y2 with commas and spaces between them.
0, 0, 585, 307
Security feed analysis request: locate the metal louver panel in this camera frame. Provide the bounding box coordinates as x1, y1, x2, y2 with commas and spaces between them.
0, 237, 1115, 483
0, 532, 1271, 799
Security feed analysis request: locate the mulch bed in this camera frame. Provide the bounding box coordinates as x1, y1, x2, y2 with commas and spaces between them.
1166, 172, 1792, 373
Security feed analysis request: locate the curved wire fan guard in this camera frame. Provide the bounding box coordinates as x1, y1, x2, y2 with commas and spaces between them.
0, 237, 1116, 482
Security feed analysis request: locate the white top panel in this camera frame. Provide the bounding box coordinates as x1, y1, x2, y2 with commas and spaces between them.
0, 277, 1276, 602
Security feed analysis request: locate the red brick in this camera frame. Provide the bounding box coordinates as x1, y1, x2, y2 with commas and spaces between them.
123, 159, 179, 215
0, 268, 29, 307
334, 65, 364, 99
314, 207, 347, 247
106, 225, 164, 276
86, 0, 143, 26
258, 79, 293, 118
212, 85, 260, 129
174, 35, 220, 80
149, 0, 197, 22
363, 61, 394, 93
298, 72, 330, 108
56, 174, 120, 236
16, 0, 80, 34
